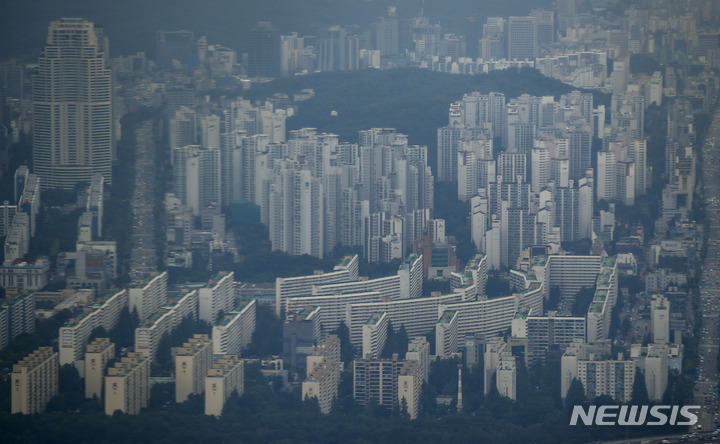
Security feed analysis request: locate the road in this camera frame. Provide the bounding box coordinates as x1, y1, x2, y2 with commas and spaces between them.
129, 121, 159, 282
693, 107, 720, 432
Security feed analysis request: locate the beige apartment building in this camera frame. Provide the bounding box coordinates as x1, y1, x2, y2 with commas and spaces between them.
175, 334, 213, 403
205, 355, 244, 416
104, 352, 150, 415
85, 337, 115, 401
11, 346, 58, 414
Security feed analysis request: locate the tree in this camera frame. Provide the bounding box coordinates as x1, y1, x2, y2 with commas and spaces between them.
331, 321, 355, 366
565, 378, 586, 410
631, 367, 650, 405
571, 286, 595, 317
245, 304, 282, 357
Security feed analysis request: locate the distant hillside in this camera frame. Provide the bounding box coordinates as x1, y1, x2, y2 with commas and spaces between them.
0, 0, 551, 61
242, 67, 596, 169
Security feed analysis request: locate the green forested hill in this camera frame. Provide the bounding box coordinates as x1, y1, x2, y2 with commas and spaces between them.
243, 67, 597, 168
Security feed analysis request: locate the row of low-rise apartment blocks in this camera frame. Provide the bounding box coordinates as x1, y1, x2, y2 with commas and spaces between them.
59, 288, 128, 366
275, 254, 360, 316
11, 346, 58, 414
302, 335, 342, 414
205, 354, 244, 417
105, 352, 151, 415
134, 289, 199, 361
0, 290, 35, 351
212, 299, 257, 355
83, 335, 242, 417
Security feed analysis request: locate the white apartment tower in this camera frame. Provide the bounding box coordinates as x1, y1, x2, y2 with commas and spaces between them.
33, 18, 113, 189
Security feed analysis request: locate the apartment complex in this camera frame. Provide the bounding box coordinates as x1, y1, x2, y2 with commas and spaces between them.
275, 254, 359, 316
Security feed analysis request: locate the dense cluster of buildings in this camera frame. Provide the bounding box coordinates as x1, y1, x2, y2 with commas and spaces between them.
2, 0, 718, 424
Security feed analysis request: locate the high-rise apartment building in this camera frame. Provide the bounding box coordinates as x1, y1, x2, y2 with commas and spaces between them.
85, 337, 115, 401
0, 291, 35, 351
104, 352, 150, 415
353, 354, 422, 419
205, 355, 244, 416
302, 335, 342, 414
175, 334, 213, 403
11, 347, 58, 414
33, 18, 113, 189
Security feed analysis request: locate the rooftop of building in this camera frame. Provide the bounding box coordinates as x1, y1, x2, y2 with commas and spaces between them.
131, 271, 164, 289
207, 355, 242, 377
0, 290, 34, 307
366, 312, 385, 326
216, 300, 254, 327
86, 337, 113, 352
13, 347, 55, 371
63, 288, 124, 327
0, 256, 51, 269
335, 255, 356, 268
438, 310, 457, 324
514, 307, 531, 320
